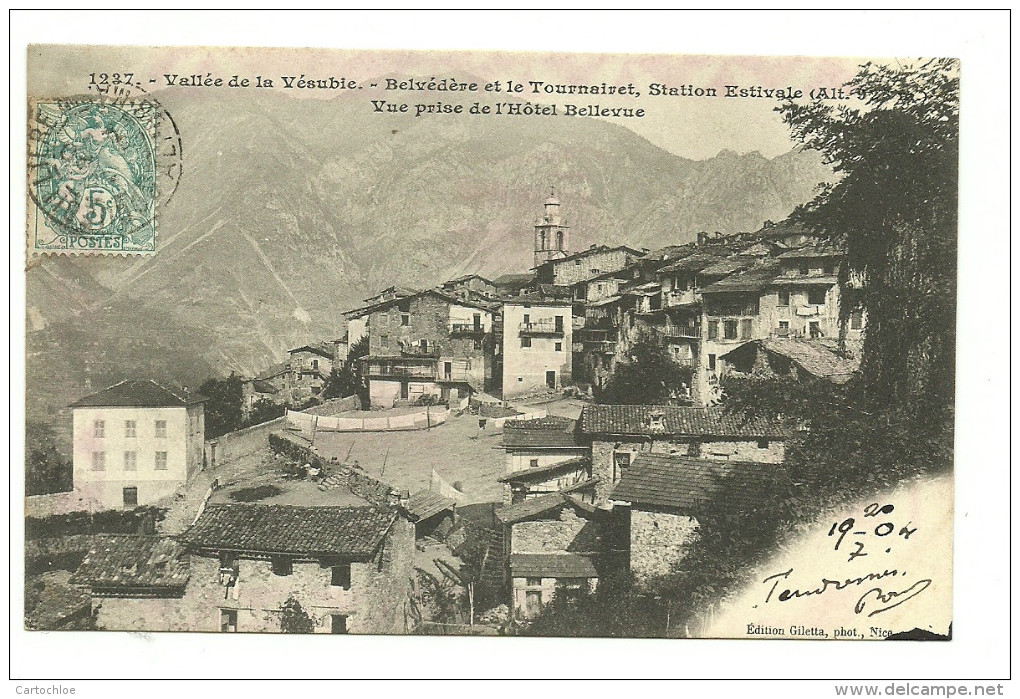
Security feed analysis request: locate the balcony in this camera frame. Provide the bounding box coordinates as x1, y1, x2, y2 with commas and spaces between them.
449, 323, 486, 336
364, 362, 437, 380
662, 324, 700, 339
519, 320, 565, 336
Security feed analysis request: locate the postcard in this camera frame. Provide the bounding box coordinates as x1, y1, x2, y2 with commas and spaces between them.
23, 45, 956, 641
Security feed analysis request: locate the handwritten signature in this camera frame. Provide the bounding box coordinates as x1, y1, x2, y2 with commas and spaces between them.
761, 568, 932, 617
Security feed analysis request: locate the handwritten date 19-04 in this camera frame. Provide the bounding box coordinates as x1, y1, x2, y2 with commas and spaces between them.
827, 503, 918, 561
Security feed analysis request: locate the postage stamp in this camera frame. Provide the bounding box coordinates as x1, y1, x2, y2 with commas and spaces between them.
27, 90, 182, 255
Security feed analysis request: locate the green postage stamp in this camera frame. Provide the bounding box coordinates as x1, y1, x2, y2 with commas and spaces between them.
28, 94, 181, 254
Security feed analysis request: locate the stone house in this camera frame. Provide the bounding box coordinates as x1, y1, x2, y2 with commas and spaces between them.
69, 380, 206, 510
579, 404, 790, 504
72, 505, 416, 634
440, 274, 498, 297
720, 337, 861, 385
495, 490, 623, 619
535, 244, 645, 287
286, 342, 336, 404
357, 289, 497, 408
241, 362, 288, 416
501, 295, 573, 398
610, 453, 784, 589
497, 415, 590, 507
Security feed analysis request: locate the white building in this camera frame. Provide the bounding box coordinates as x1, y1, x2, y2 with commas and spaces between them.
69, 380, 205, 510
501, 296, 573, 398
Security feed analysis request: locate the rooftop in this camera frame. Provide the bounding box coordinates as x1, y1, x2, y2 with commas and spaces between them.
502, 416, 581, 449
509, 552, 598, 578
539, 244, 645, 267
725, 338, 861, 384
497, 456, 589, 483
611, 453, 785, 512
69, 535, 189, 590
494, 483, 599, 524
180, 504, 395, 558
701, 260, 785, 294
777, 243, 843, 259
580, 404, 790, 439
405, 490, 456, 523
69, 380, 206, 409
288, 342, 335, 359
658, 250, 733, 275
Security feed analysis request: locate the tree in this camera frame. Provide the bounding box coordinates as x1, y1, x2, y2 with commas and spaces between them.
25, 421, 73, 496
243, 398, 286, 427
598, 336, 692, 405
198, 373, 244, 439
778, 59, 959, 419
323, 335, 369, 400
280, 596, 315, 633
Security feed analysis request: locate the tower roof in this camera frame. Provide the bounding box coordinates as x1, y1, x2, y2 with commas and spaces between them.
545, 187, 560, 206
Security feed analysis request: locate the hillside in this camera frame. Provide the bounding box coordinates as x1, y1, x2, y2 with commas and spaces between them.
25, 88, 833, 430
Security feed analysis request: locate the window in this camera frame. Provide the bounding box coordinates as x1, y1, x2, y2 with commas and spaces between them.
91, 451, 105, 471
591, 269, 600, 275
799, 263, 809, 276
521, 337, 531, 348
154, 420, 167, 438
554, 315, 564, 333
271, 557, 293, 576
575, 259, 581, 266
93, 420, 105, 438
123, 487, 138, 507
529, 458, 540, 469
687, 441, 702, 457
740, 318, 753, 340
777, 320, 790, 337
808, 288, 827, 305
614, 451, 631, 471
723, 320, 738, 340
220, 609, 238, 633
401, 313, 410, 326
331, 563, 352, 589
525, 577, 542, 587
312, 359, 319, 372
778, 288, 790, 307
380, 334, 389, 348
330, 614, 348, 634
123, 451, 137, 471
523, 314, 530, 324
554, 342, 562, 352
757, 439, 770, 449
124, 420, 136, 438
707, 320, 719, 340
708, 354, 716, 372
473, 338, 483, 351
154, 452, 168, 470
379, 313, 389, 327
851, 309, 864, 330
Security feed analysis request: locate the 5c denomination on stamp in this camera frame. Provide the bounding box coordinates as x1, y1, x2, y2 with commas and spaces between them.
27, 92, 182, 255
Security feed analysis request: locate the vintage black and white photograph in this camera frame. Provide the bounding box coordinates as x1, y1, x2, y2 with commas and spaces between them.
21, 42, 963, 644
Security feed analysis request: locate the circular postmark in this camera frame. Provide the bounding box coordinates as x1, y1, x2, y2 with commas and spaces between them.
27, 83, 182, 255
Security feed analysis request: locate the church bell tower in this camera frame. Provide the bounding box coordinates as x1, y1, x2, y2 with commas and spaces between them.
533, 188, 570, 268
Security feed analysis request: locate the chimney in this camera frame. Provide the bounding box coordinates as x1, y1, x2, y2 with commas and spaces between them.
697, 232, 708, 246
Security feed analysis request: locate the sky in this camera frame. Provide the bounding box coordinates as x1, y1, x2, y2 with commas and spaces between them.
27, 44, 868, 161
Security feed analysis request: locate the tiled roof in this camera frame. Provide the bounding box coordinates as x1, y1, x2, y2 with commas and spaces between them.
255, 362, 289, 381
69, 380, 206, 408
346, 288, 495, 319
772, 274, 839, 287
494, 483, 599, 524
777, 244, 843, 259
658, 250, 731, 275
580, 405, 790, 439
443, 274, 492, 286
492, 273, 536, 288
498, 456, 589, 483
69, 535, 189, 590
405, 490, 456, 523
701, 260, 784, 294
251, 379, 280, 394
699, 255, 759, 278
510, 553, 598, 578
726, 338, 860, 384
180, 505, 394, 558
502, 416, 581, 449
542, 245, 645, 267
610, 453, 785, 512
288, 342, 334, 359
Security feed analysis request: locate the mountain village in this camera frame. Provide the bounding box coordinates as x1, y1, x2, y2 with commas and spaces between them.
28, 190, 868, 635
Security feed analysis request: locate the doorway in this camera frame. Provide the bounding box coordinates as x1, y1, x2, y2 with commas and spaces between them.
545, 371, 556, 389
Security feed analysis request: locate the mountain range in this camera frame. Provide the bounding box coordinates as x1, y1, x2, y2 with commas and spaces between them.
25, 88, 833, 434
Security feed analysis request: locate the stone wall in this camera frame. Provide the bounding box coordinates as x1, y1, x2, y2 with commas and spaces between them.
204, 416, 287, 469
94, 521, 415, 635
268, 432, 395, 508
303, 394, 362, 416
629, 507, 699, 589
511, 507, 603, 554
